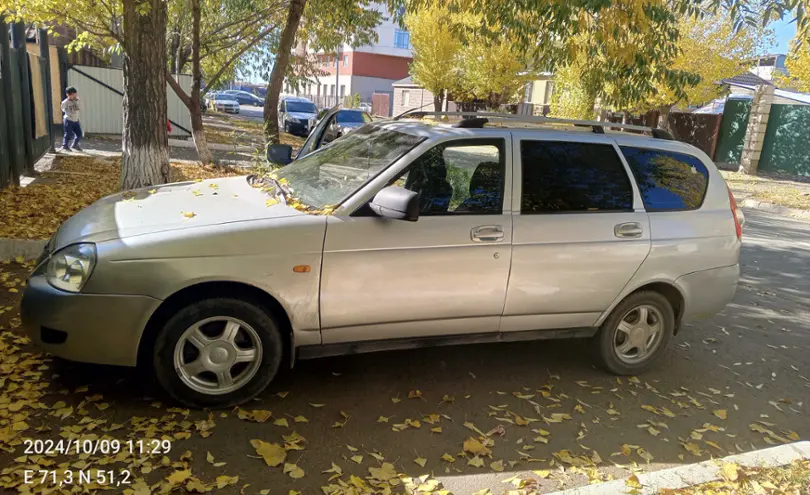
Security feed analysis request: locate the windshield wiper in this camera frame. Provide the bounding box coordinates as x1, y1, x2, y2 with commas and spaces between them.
247, 174, 290, 202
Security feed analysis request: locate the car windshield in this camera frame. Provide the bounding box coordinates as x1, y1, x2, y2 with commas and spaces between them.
336, 111, 367, 124
286, 101, 317, 113
274, 125, 425, 209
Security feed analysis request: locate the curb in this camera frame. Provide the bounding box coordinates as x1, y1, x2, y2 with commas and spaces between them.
548, 441, 810, 495
740, 198, 810, 220
0, 238, 47, 261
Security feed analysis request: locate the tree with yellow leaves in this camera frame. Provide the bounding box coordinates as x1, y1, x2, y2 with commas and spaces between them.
778, 40, 810, 92
404, 2, 462, 111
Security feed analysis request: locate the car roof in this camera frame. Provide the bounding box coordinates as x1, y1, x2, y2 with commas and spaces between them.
374, 120, 706, 157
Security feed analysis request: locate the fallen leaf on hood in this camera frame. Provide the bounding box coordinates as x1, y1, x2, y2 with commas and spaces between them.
182, 211, 197, 219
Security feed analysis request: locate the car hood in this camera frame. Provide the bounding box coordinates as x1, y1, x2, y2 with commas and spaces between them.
287, 112, 317, 120
53, 176, 304, 250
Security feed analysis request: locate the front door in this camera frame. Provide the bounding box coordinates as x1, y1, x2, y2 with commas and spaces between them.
501, 133, 651, 332
320, 137, 513, 344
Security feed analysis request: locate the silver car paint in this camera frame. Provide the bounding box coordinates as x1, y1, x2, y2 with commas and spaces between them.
23, 122, 740, 367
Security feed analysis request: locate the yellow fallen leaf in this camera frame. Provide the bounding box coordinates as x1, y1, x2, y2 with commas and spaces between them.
713, 409, 728, 420
250, 439, 286, 467
787, 431, 801, 441
405, 419, 421, 428
468, 456, 485, 467
441, 453, 455, 463
637, 448, 654, 463
182, 211, 197, 219
293, 415, 308, 423
463, 437, 492, 456
274, 418, 289, 427
377, 416, 391, 423
206, 452, 215, 464
574, 404, 585, 414
720, 462, 740, 481
533, 470, 551, 479
442, 394, 455, 403
705, 440, 723, 451
408, 390, 422, 399
391, 397, 401, 403
167, 469, 191, 485
490, 459, 504, 472
346, 445, 358, 452
309, 403, 325, 408
682, 442, 703, 456
431, 427, 443, 434
625, 474, 642, 488
350, 455, 363, 464
283, 463, 305, 479
515, 415, 530, 426
216, 475, 239, 488
414, 457, 427, 467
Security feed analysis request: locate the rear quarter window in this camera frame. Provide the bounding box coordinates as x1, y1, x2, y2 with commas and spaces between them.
620, 146, 709, 211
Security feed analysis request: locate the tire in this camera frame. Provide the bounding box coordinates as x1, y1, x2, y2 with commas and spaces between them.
153, 298, 283, 408
592, 291, 674, 375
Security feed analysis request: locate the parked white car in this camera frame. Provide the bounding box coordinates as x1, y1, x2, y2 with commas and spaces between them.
209, 92, 240, 114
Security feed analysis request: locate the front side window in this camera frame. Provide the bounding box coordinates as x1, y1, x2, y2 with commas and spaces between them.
521, 141, 633, 213
275, 125, 425, 209
391, 140, 505, 215
620, 146, 709, 211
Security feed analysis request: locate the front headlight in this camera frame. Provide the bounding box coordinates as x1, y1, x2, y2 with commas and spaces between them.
286, 116, 300, 123
47, 243, 96, 293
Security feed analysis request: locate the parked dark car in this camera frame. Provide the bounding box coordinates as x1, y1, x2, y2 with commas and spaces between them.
223, 90, 263, 106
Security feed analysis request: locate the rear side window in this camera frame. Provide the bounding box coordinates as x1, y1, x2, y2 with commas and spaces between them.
620, 147, 709, 211
520, 141, 633, 213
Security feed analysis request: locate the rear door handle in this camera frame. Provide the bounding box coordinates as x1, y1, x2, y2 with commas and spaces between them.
614, 222, 643, 238
472, 225, 504, 242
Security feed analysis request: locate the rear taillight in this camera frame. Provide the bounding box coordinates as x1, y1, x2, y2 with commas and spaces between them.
728, 187, 743, 240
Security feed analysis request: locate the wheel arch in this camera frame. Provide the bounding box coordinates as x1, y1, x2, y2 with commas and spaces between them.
598, 281, 686, 334
137, 281, 294, 369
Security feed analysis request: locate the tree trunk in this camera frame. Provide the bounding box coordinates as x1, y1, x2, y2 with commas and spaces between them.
189, 0, 213, 165
433, 93, 442, 112
657, 105, 671, 131
263, 0, 307, 144
121, 0, 170, 190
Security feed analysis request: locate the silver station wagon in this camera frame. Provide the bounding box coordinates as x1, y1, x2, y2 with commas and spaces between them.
22, 110, 743, 408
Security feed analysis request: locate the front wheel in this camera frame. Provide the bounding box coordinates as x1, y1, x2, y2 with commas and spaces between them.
153, 298, 283, 408
592, 291, 674, 375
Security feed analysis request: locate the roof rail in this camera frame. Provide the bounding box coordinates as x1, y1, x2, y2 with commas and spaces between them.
395, 111, 674, 139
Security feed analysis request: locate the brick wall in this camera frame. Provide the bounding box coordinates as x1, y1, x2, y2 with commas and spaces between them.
393, 86, 435, 116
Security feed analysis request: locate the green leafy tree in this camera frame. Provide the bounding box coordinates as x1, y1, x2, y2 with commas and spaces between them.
777, 39, 810, 92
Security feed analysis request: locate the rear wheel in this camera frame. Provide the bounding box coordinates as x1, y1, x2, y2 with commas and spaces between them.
153, 298, 282, 408
592, 291, 674, 375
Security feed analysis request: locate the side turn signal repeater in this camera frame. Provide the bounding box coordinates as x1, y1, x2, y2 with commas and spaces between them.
293, 265, 311, 273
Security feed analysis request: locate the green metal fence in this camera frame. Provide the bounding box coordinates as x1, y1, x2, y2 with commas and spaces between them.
759, 104, 810, 176
714, 99, 751, 166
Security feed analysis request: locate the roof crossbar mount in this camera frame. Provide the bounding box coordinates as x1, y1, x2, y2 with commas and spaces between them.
396, 111, 673, 139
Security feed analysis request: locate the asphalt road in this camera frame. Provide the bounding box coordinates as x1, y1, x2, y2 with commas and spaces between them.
1, 208, 808, 494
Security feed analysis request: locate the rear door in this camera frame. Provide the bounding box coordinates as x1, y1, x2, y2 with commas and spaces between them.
501, 132, 651, 332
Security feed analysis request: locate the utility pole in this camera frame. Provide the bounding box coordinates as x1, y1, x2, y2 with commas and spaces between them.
335, 45, 340, 107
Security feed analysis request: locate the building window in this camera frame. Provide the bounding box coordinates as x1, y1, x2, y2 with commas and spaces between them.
343, 55, 349, 67
340, 85, 345, 97
394, 29, 410, 49
333, 56, 338, 68
402, 90, 410, 106
330, 85, 335, 96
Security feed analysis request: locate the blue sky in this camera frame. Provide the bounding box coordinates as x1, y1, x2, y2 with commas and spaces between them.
768, 17, 796, 53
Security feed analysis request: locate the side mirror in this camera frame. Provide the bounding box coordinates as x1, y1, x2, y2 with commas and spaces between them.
369, 186, 419, 221
267, 144, 293, 166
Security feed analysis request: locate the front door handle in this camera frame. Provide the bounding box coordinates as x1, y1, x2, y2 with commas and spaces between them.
614, 222, 643, 238
472, 225, 504, 242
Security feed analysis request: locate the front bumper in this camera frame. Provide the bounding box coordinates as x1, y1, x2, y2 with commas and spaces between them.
285, 120, 311, 135
21, 275, 161, 366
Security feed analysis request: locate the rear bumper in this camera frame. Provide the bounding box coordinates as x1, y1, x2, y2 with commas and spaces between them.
678, 264, 739, 322
21, 275, 161, 366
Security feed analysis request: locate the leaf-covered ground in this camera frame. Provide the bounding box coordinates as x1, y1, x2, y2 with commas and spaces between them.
0, 207, 807, 494
721, 170, 810, 211
660, 459, 810, 494
0, 156, 250, 240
